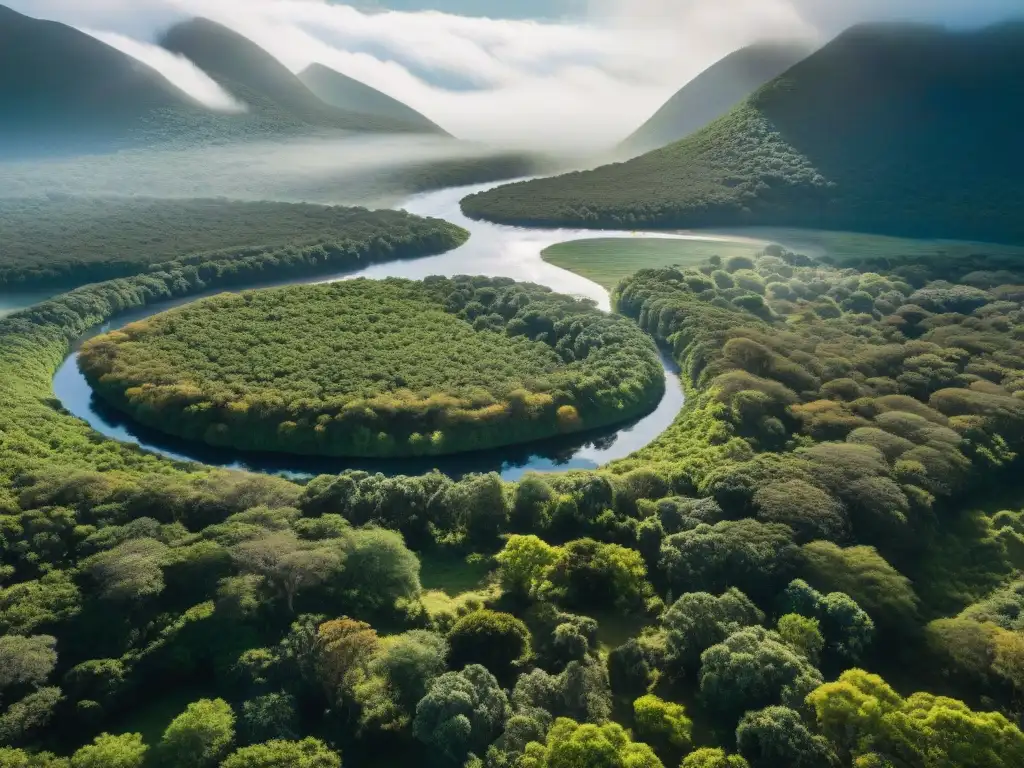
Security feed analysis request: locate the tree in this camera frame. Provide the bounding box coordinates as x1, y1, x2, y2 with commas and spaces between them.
518, 717, 663, 768
735, 706, 837, 768
241, 694, 297, 743
680, 748, 750, 768
335, 527, 420, 611
442, 473, 509, 544
960, 580, 1024, 630
487, 714, 547, 768
659, 521, 800, 602
157, 698, 235, 768
559, 659, 613, 724
0, 635, 57, 693
887, 692, 1024, 767
778, 580, 874, 662
925, 618, 999, 686
547, 538, 650, 611
0, 687, 61, 745
511, 475, 553, 532
315, 618, 381, 706
374, 630, 448, 711
801, 543, 918, 634
220, 738, 341, 768
662, 589, 764, 675
632, 694, 692, 757
0, 747, 69, 767
231, 533, 343, 613
412, 665, 509, 765
807, 668, 1024, 766
70, 733, 147, 768
82, 538, 167, 603
752, 480, 848, 543
62, 659, 125, 706
510, 659, 612, 727
607, 640, 653, 699
0, 570, 80, 635
448, 611, 531, 682
496, 535, 559, 600
777, 614, 824, 664
992, 629, 1024, 692
699, 628, 823, 723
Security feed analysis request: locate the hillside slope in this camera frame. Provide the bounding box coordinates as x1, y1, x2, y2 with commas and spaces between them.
463, 22, 1024, 244
160, 18, 428, 134
299, 63, 447, 135
620, 41, 814, 157
0, 4, 206, 156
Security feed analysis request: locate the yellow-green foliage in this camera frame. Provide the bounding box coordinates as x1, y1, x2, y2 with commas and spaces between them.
808, 669, 1024, 767
632, 694, 693, 751
79, 276, 663, 457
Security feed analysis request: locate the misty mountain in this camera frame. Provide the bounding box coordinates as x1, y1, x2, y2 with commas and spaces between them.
160, 18, 432, 134
619, 41, 815, 157
462, 22, 1024, 244
299, 63, 447, 135
0, 4, 207, 156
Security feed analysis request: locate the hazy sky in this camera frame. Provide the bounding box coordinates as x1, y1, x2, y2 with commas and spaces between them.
8, 0, 1022, 150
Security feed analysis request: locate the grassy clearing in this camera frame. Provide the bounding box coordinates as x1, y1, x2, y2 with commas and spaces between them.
418, 549, 499, 617
541, 237, 766, 290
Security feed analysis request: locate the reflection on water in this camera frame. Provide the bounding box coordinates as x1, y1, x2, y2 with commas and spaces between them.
55, 353, 682, 481
48, 179, 704, 480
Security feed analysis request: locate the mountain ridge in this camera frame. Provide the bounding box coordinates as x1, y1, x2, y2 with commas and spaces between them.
299, 63, 448, 136
461, 21, 1024, 245
619, 40, 815, 157
0, 4, 208, 156
159, 17, 430, 134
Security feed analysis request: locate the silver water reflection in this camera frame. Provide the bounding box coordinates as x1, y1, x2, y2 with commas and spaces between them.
51, 179, 714, 479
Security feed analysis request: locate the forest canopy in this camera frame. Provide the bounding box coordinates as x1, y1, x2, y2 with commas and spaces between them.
0, 196, 468, 291
460, 23, 1024, 245
78, 276, 664, 457
1, 196, 1024, 766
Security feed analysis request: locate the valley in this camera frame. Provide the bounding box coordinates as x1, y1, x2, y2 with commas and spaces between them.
2, 5, 1024, 768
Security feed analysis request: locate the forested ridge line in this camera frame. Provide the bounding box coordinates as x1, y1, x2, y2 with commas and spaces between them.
0, 197, 466, 291
460, 22, 1024, 245
77, 277, 664, 458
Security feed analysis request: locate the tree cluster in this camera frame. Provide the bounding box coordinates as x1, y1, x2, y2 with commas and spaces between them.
78, 276, 663, 458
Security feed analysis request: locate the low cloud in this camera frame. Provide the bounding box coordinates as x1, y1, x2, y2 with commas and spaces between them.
6, 0, 1022, 151
84, 29, 248, 112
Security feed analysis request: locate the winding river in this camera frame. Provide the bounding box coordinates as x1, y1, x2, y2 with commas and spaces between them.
47, 179, 744, 480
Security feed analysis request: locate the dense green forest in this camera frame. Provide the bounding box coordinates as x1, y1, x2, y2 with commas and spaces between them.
0, 198, 467, 291
462, 22, 1024, 244
78, 277, 663, 457
1, 202, 1024, 765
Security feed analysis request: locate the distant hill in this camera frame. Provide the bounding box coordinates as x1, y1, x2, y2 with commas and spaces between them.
160, 18, 429, 134
0, 5, 460, 159
0, 4, 207, 156
620, 41, 814, 157
463, 22, 1024, 245
299, 63, 447, 135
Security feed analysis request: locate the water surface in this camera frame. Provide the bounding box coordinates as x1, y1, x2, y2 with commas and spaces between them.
48, 179, 713, 479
